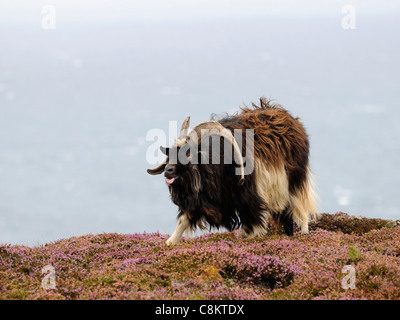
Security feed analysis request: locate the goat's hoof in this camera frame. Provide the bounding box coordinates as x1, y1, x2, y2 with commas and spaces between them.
239, 231, 248, 239
166, 238, 177, 246
300, 230, 309, 235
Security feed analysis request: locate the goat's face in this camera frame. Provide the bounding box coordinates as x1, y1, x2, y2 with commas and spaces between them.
159, 144, 201, 189
161, 145, 182, 186
147, 115, 245, 189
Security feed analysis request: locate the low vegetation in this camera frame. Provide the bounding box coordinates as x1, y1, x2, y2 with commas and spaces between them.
1, 212, 399, 300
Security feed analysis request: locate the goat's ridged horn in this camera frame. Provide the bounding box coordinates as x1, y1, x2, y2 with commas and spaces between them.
177, 116, 190, 141
189, 121, 245, 184
147, 159, 167, 175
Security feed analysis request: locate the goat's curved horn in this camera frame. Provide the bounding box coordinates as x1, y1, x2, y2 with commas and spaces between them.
147, 159, 167, 175
175, 116, 190, 147
177, 116, 190, 140
188, 121, 245, 185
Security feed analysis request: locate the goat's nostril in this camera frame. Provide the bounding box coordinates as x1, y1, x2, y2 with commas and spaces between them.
165, 165, 174, 174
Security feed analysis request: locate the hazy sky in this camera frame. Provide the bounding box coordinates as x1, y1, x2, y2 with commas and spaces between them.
1, 0, 399, 24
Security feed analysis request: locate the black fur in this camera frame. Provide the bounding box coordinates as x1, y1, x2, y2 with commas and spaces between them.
167, 136, 266, 234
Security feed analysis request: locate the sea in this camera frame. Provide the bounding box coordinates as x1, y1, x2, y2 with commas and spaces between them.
0, 2, 399, 245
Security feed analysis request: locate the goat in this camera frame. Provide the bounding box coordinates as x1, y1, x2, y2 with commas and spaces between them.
147, 98, 318, 245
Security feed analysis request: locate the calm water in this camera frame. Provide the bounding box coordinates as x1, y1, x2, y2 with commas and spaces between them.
1, 9, 399, 245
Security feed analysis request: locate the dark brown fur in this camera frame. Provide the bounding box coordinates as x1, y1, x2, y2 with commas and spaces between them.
216, 98, 310, 196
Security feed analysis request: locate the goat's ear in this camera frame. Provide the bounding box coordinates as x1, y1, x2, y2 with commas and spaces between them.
160, 146, 169, 156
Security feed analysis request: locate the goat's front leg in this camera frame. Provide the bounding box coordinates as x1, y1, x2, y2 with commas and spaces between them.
166, 214, 190, 246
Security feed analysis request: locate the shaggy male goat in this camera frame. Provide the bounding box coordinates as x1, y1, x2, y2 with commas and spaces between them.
147, 98, 318, 245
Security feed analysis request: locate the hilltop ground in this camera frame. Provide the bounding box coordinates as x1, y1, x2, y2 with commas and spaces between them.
1, 212, 399, 300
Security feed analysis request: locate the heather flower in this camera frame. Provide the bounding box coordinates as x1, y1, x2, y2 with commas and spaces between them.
0, 214, 399, 300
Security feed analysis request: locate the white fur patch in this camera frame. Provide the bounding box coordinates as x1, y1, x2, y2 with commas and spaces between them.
252, 159, 318, 235
289, 167, 319, 233
253, 159, 290, 212
166, 214, 190, 245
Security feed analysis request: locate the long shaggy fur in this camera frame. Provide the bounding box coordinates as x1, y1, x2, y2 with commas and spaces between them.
215, 98, 319, 235
156, 97, 318, 240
